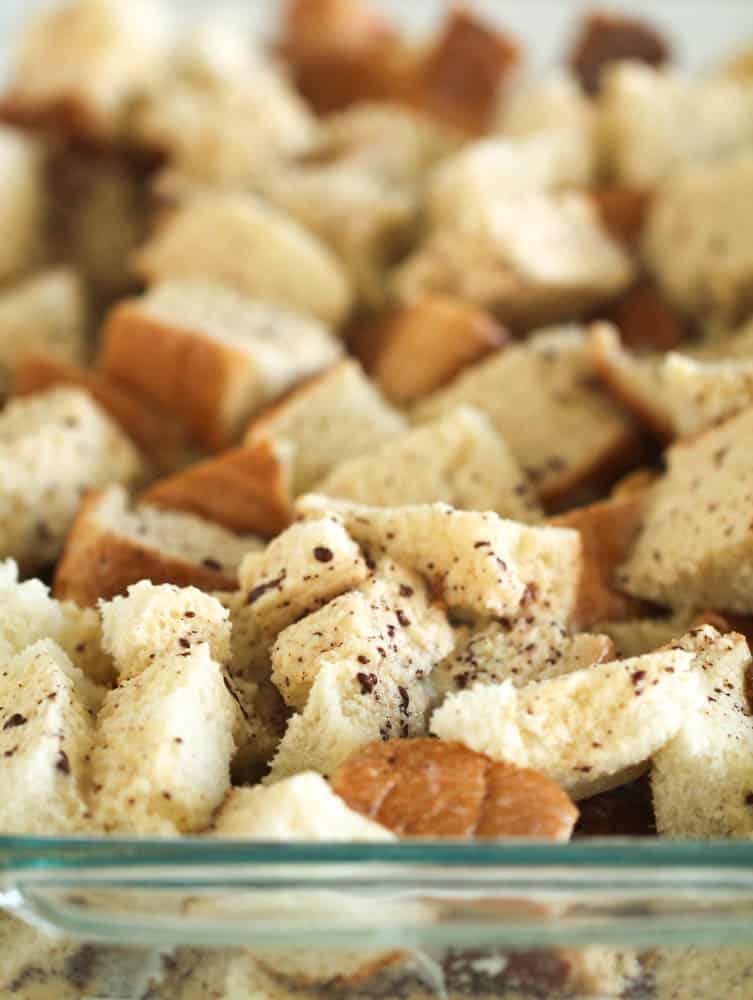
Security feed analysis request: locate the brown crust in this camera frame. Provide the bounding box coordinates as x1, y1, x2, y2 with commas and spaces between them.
54, 490, 238, 606
142, 441, 292, 538
15, 353, 196, 474
605, 279, 688, 352
100, 299, 250, 451
355, 296, 508, 405
552, 491, 651, 629
590, 331, 675, 442
0, 94, 110, 145
332, 738, 578, 840
589, 187, 652, 247
569, 10, 670, 95
409, 9, 522, 133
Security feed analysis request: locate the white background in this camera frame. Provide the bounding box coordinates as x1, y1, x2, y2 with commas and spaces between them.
1, 2, 753, 74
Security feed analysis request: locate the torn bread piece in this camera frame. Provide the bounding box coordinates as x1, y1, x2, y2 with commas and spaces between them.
142, 439, 293, 538
245, 359, 405, 497
393, 192, 633, 328
214, 772, 394, 840
101, 279, 342, 450
133, 192, 353, 327
100, 581, 231, 683
618, 406, 753, 614
91, 643, 238, 835
1, 0, 171, 140
315, 406, 543, 522
224, 672, 290, 783
239, 517, 370, 639
432, 620, 615, 698
0, 387, 143, 574
297, 496, 582, 626
414, 325, 639, 507
652, 627, 753, 838
0, 640, 96, 835
643, 153, 753, 325
0, 270, 87, 398
431, 647, 701, 799
357, 295, 506, 405
0, 126, 46, 281
601, 62, 753, 188
54, 484, 261, 606
271, 558, 454, 711
552, 488, 650, 629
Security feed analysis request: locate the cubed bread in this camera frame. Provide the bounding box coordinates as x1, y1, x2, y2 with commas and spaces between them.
601, 63, 753, 187
414, 325, 638, 506
132, 192, 353, 327
267, 659, 432, 782
212, 588, 271, 685
652, 627, 753, 838
245, 360, 405, 496
498, 73, 599, 154
214, 772, 394, 840
101, 279, 342, 450
0, 640, 96, 834
643, 154, 753, 325
552, 489, 650, 628
239, 517, 370, 638
100, 580, 231, 683
142, 440, 293, 538
590, 187, 652, 247
603, 278, 686, 350
0, 270, 87, 398
15, 352, 199, 476
0, 126, 46, 282
315, 406, 543, 522
91, 643, 238, 834
54, 484, 261, 606
618, 406, 753, 614
0, 387, 143, 574
393, 192, 634, 328
358, 295, 506, 405
569, 10, 670, 94
432, 646, 701, 800
427, 131, 595, 226
297, 496, 582, 625
432, 619, 615, 697
271, 558, 454, 710
1, 0, 171, 139
57, 601, 114, 687
225, 673, 289, 782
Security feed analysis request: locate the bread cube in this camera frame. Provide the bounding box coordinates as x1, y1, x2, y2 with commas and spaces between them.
0, 127, 46, 282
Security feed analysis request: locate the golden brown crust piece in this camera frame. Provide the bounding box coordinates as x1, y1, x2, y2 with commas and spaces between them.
354, 296, 508, 405
100, 299, 247, 451
332, 738, 578, 840
553, 491, 650, 629
569, 10, 670, 95
15, 353, 195, 475
142, 441, 292, 539
589, 187, 652, 247
410, 9, 522, 133
54, 490, 238, 606
605, 278, 688, 353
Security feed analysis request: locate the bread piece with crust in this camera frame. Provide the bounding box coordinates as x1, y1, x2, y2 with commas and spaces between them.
316, 407, 543, 522
101, 279, 342, 450
431, 647, 701, 799
0, 127, 46, 281
133, 192, 353, 327
297, 496, 582, 626
15, 352, 199, 476
0, 640, 96, 835
414, 325, 639, 507
652, 627, 753, 838
142, 440, 293, 538
245, 360, 405, 496
239, 517, 370, 639
54, 484, 261, 606
91, 643, 238, 835
272, 558, 454, 711
0, 387, 143, 574
618, 406, 753, 614
393, 193, 633, 328
214, 772, 394, 840
357, 295, 506, 405
0, 270, 87, 398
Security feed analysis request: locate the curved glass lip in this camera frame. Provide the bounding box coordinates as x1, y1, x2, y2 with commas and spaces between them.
2, 836, 753, 871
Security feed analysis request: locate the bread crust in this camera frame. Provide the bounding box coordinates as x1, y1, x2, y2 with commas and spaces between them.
142, 441, 292, 538
54, 490, 238, 606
